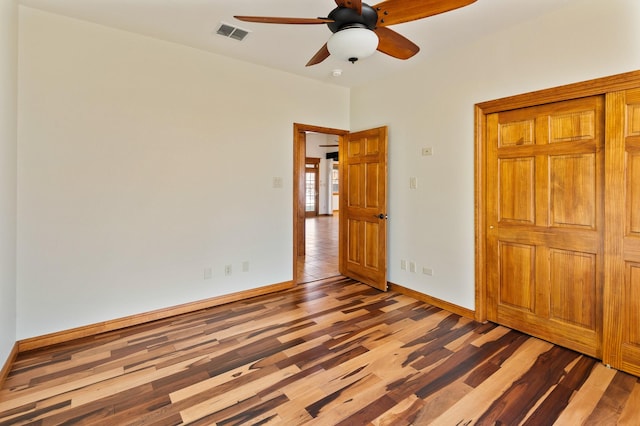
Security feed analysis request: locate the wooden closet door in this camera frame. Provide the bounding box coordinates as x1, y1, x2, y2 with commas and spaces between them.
486, 96, 604, 358
604, 89, 640, 375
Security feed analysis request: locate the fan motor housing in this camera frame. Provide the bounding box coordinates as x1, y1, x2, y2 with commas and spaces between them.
327, 4, 378, 33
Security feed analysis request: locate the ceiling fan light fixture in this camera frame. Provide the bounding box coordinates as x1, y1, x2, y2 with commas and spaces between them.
327, 27, 379, 64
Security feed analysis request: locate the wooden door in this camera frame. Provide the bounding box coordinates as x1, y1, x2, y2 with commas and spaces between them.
340, 126, 388, 291
486, 96, 604, 357
604, 89, 640, 376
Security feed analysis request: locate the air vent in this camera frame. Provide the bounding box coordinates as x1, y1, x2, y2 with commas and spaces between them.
216, 23, 250, 41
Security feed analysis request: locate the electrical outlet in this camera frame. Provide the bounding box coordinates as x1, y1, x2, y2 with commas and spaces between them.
400, 260, 407, 270
224, 264, 232, 276
242, 261, 250, 272
423, 267, 433, 276
204, 267, 212, 280
409, 261, 416, 273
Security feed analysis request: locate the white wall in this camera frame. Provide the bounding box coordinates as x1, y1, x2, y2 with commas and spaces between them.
17, 7, 349, 339
351, 0, 640, 310
0, 0, 18, 367
14, 0, 640, 342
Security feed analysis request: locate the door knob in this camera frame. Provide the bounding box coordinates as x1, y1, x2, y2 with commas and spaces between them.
375, 213, 387, 219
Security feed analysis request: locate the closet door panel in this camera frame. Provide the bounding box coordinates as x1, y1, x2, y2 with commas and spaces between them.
619, 91, 640, 375
487, 96, 604, 357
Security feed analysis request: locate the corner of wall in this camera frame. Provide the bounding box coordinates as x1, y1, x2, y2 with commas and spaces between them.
0, 0, 19, 370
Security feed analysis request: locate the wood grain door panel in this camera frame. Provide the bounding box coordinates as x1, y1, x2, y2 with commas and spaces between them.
340, 127, 388, 290
605, 89, 640, 376
487, 96, 604, 358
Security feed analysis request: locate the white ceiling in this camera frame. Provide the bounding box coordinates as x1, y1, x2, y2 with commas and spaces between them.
19, 0, 575, 88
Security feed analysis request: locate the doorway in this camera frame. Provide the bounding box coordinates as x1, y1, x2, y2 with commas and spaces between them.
294, 124, 347, 283
293, 123, 389, 290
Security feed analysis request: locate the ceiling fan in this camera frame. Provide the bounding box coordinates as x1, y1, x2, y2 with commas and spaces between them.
235, 0, 477, 66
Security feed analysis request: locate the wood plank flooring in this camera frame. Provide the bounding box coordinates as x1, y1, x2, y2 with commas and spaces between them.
1, 276, 639, 425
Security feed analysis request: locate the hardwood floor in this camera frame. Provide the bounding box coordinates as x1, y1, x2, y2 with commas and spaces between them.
1, 276, 639, 425
297, 214, 339, 283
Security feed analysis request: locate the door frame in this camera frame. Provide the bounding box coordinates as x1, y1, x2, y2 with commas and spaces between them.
474, 70, 640, 324
293, 123, 349, 283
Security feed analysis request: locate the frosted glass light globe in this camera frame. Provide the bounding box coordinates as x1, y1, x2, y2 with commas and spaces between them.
327, 27, 379, 63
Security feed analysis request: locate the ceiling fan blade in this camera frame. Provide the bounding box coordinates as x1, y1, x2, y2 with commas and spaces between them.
306, 43, 331, 67
374, 27, 419, 60
372, 0, 477, 26
234, 16, 334, 25
334, 0, 362, 15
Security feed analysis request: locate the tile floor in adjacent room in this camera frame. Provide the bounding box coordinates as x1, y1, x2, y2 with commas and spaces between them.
297, 213, 339, 283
